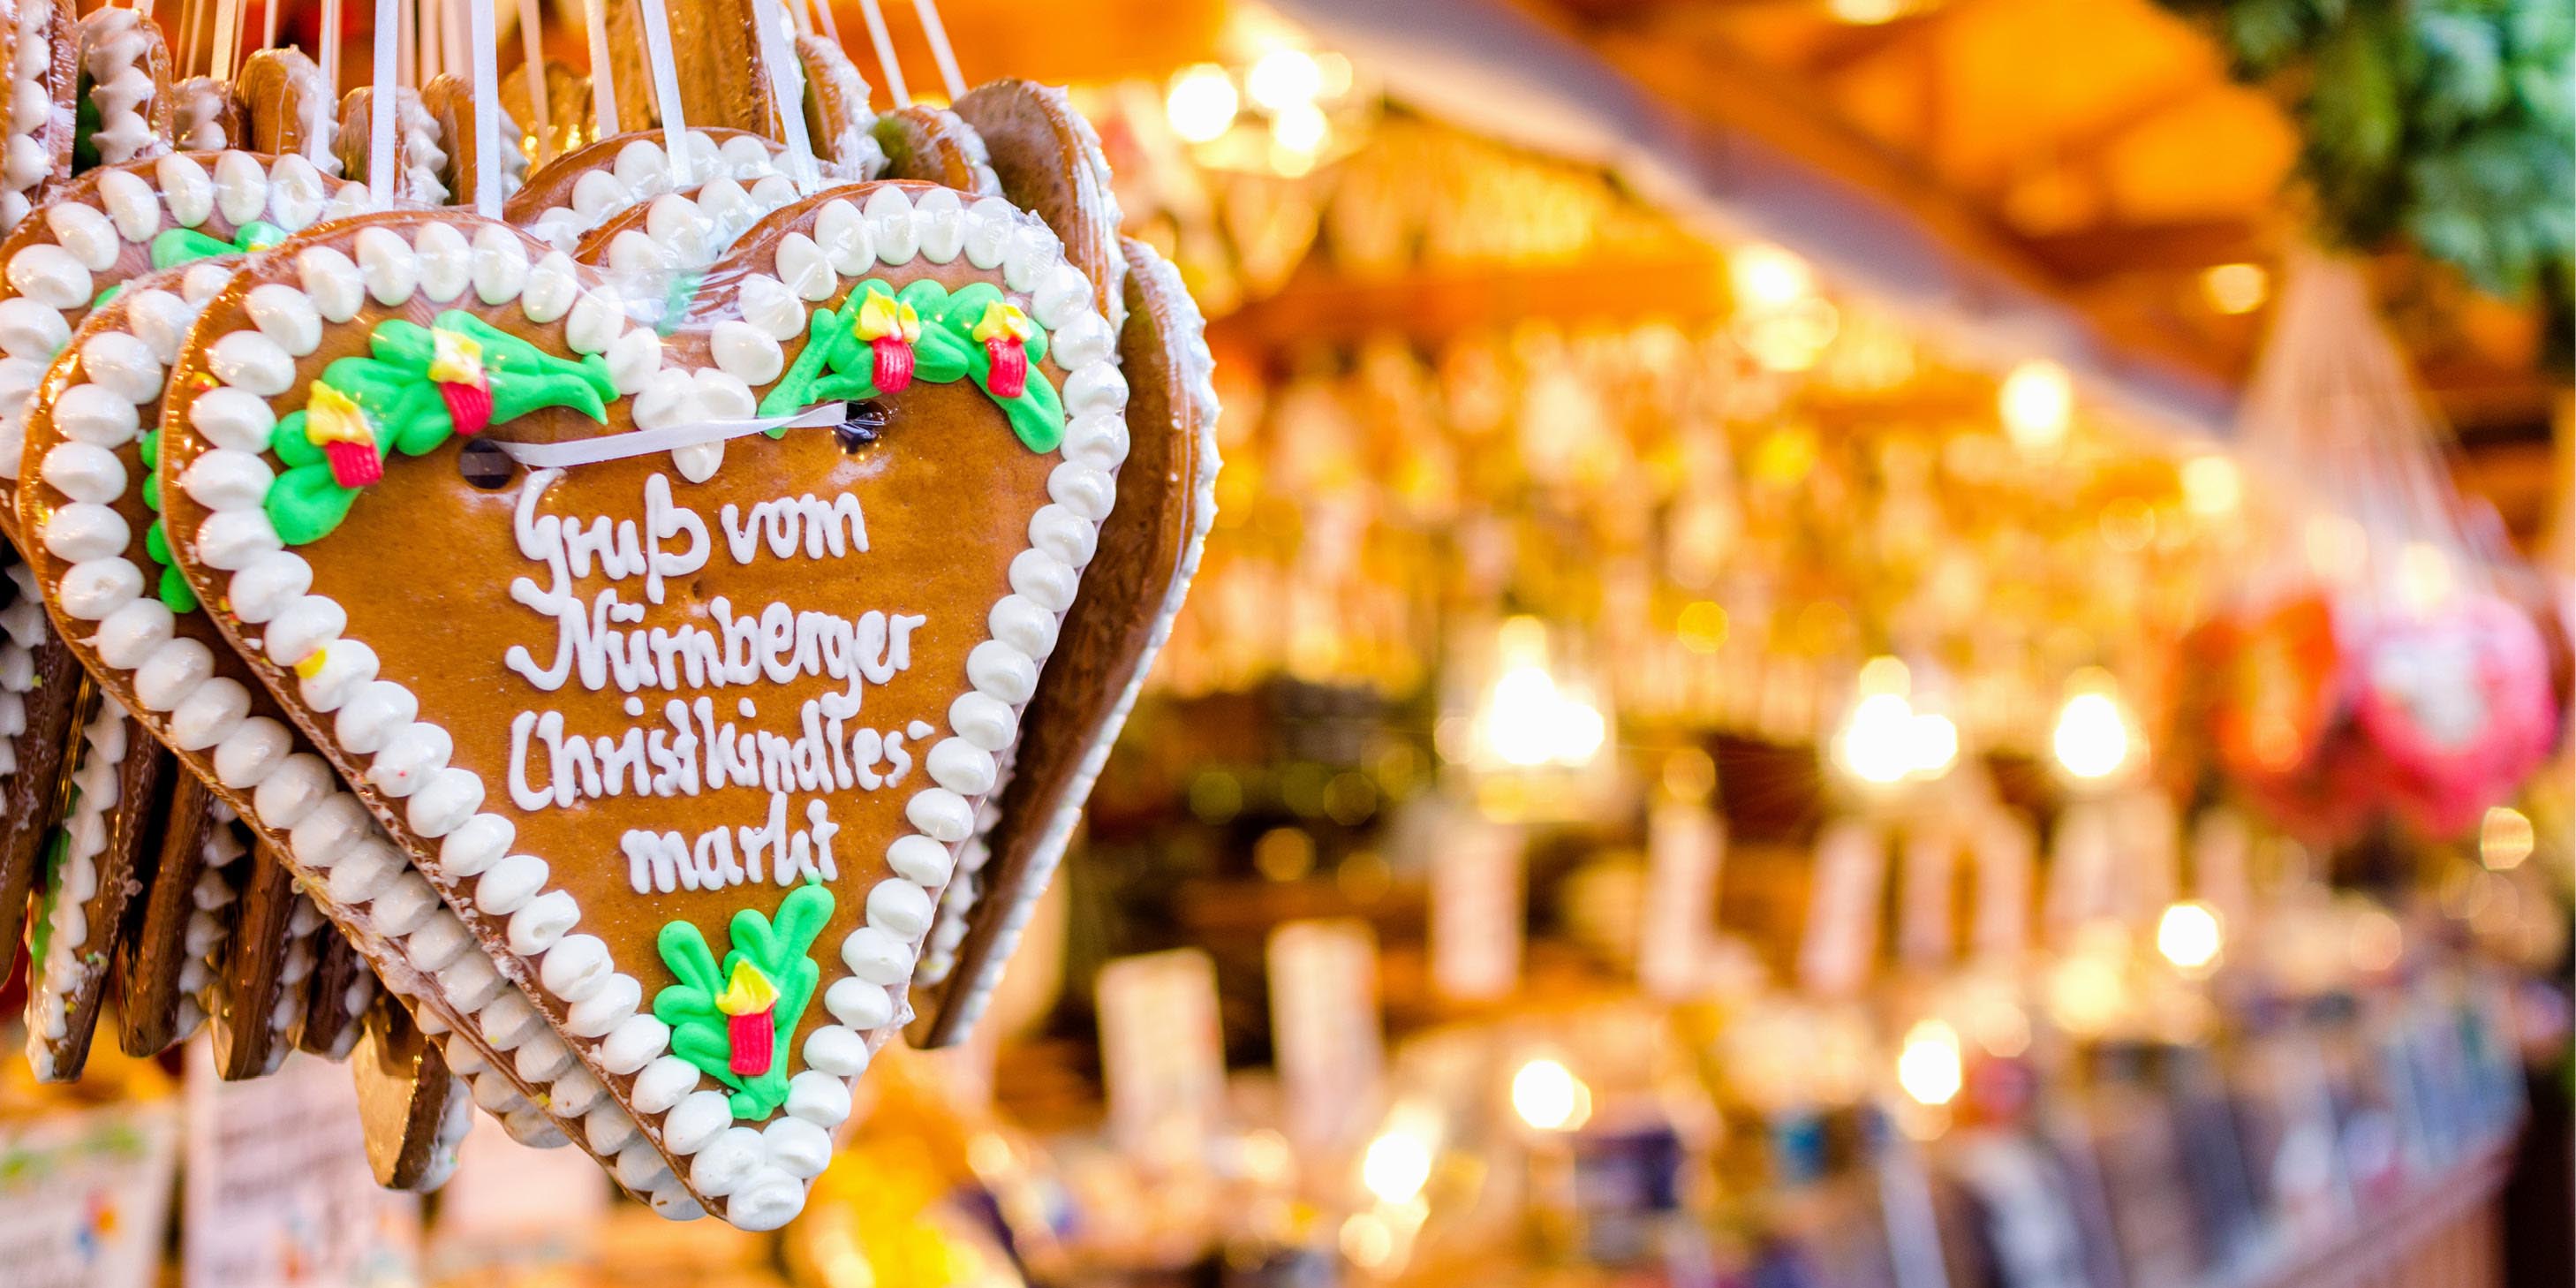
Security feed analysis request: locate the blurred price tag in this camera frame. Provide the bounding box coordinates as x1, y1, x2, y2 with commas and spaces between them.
1638, 803, 1724, 1000
1432, 818, 1523, 1001
1269, 919, 1384, 1154
0, 1098, 178, 1288
1798, 820, 1885, 999
185, 1041, 420, 1288
1097, 949, 1225, 1168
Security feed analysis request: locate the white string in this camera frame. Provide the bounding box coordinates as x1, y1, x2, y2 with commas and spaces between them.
750, 0, 818, 190
635, 0, 692, 184
261, 0, 279, 54
443, 0, 467, 84
515, 0, 551, 160
853, 0, 907, 107
782, 0, 809, 37
808, 0, 839, 43
582, 0, 618, 137
369, 0, 398, 207
416, 0, 437, 82
467, 0, 502, 217
318, 0, 341, 98
909, 0, 962, 102
210, 0, 241, 81
492, 404, 848, 468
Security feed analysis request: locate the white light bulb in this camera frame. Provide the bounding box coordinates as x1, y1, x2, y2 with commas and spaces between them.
1165, 64, 1239, 145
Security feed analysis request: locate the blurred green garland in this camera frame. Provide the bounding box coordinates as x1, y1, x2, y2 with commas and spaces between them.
2158, 0, 2572, 352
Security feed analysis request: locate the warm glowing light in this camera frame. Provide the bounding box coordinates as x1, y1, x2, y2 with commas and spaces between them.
1999, 360, 2073, 451
1730, 243, 1813, 314
1831, 0, 1907, 21
1906, 713, 1960, 777
2051, 681, 2134, 780
1246, 47, 1325, 112
1472, 617, 1608, 770
1359, 1130, 1432, 1204
2481, 807, 2534, 870
1839, 693, 1921, 784
2201, 262, 2269, 315
2304, 514, 2368, 584
1340, 1211, 1396, 1269
1269, 101, 1329, 155
1895, 1019, 1963, 1106
2156, 900, 2223, 971
1857, 654, 1911, 695
1511, 1058, 1590, 1132
2181, 454, 2240, 517
1165, 64, 1239, 144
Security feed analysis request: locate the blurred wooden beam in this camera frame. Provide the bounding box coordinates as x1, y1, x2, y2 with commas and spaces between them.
2023, 219, 2262, 280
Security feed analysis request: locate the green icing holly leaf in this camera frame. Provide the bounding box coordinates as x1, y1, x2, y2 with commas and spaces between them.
262, 311, 616, 546
649, 882, 835, 1120
755, 277, 1066, 451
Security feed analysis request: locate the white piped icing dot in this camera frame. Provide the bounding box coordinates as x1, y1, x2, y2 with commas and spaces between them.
212, 716, 291, 788
182, 447, 275, 511
92, 598, 174, 668
565, 972, 640, 1037
325, 839, 400, 903
250, 754, 336, 826
405, 767, 486, 836
286, 795, 369, 868
41, 502, 128, 563
948, 691, 1016, 751
963, 199, 1016, 269
506, 889, 578, 955
296, 638, 379, 711
585, 1102, 638, 1155
166, 678, 251, 750
207, 330, 295, 396
912, 187, 966, 263
332, 680, 418, 754
57, 558, 143, 617
613, 1140, 672, 1190
867, 880, 935, 938
268, 154, 328, 229
665, 1091, 733, 1155
44, 202, 118, 271
355, 227, 419, 305
96, 168, 159, 241
886, 834, 955, 885
1034, 262, 1092, 331
193, 509, 284, 570
710, 320, 782, 384
226, 550, 313, 622
925, 738, 999, 796
514, 1033, 574, 1083
261, 595, 346, 667
369, 873, 441, 936
523, 251, 578, 323
631, 1055, 698, 1114
987, 595, 1059, 660
564, 287, 623, 356
812, 200, 868, 274
785, 1070, 852, 1125
296, 246, 366, 322
157, 154, 215, 226
474, 852, 548, 914
437, 951, 506, 1011
864, 186, 917, 263
8, 244, 94, 310
689, 1125, 763, 1195
965, 640, 1039, 705
1008, 549, 1079, 613
839, 927, 910, 985
212, 150, 270, 225
438, 813, 513, 876
471, 225, 530, 303
188, 386, 278, 451
766, 1117, 835, 1178
735, 275, 803, 340
245, 284, 321, 355
404, 914, 472, 973
542, 933, 615, 1004
824, 975, 894, 1029
0, 296, 69, 360
598, 1010, 667, 1073
366, 722, 453, 796
479, 993, 541, 1049
774, 231, 832, 301
803, 1025, 870, 1077
606, 328, 661, 396
413, 222, 472, 301
549, 1066, 604, 1116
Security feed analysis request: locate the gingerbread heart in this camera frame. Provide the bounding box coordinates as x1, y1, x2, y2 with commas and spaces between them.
21, 685, 166, 1080
155, 182, 1125, 1226
14, 259, 646, 1158
0, 542, 85, 981
0, 0, 79, 232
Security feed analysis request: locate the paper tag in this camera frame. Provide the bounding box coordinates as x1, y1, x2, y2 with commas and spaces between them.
1969, 808, 2036, 963
1432, 817, 1525, 1001
1269, 919, 1385, 1155
1798, 821, 1885, 998
0, 1099, 178, 1288
428, 1113, 609, 1268
1638, 803, 1725, 1000
1896, 824, 1956, 970
1097, 949, 1226, 1167
185, 1042, 422, 1288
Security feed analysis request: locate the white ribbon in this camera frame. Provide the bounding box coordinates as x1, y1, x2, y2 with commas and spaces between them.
750, 0, 819, 191
854, 0, 908, 107
910, 0, 965, 102
516, 0, 552, 163
582, 0, 619, 137
368, 0, 397, 207
489, 403, 849, 469
467, 0, 502, 217
637, 0, 692, 185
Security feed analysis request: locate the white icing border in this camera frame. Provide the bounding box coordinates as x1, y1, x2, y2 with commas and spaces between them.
24, 692, 129, 1080
522, 131, 812, 254
77, 9, 163, 170
173, 800, 252, 1041
934, 240, 1220, 1037
1, 0, 60, 231
174, 185, 1125, 1228
0, 561, 46, 784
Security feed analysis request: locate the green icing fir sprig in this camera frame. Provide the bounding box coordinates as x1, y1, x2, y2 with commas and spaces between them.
651, 883, 834, 1120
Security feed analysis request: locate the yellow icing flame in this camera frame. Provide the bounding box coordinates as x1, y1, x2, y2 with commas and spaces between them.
427, 328, 486, 386
971, 301, 1034, 345
304, 383, 374, 447
714, 959, 778, 1016
853, 292, 921, 343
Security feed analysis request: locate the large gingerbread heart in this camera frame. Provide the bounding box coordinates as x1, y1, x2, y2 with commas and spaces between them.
156, 182, 1125, 1226
8, 169, 641, 1163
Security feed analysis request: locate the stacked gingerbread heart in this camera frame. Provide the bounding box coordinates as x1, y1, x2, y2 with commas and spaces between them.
0, 0, 1219, 1230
